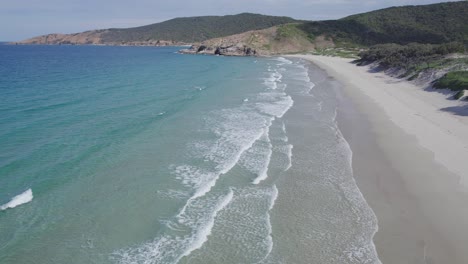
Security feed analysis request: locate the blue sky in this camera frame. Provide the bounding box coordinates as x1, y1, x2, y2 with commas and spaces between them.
0, 0, 460, 41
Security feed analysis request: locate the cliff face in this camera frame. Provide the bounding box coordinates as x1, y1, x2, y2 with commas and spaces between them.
179, 24, 328, 56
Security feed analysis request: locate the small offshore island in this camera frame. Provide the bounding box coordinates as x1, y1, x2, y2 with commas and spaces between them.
2, 1, 468, 264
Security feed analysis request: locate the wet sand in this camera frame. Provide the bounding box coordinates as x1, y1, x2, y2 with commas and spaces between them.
291, 55, 468, 264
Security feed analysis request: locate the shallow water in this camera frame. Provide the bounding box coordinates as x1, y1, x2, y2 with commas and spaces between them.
0, 45, 380, 264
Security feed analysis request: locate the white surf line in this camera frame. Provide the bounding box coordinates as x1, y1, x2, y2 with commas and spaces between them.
278, 95, 293, 119
264, 71, 281, 90
280, 121, 289, 142
253, 94, 294, 183
253, 127, 273, 185
113, 190, 234, 264
307, 82, 316, 95
177, 189, 234, 261
177, 59, 289, 230
256, 185, 279, 264
177, 178, 217, 220
276, 57, 293, 65
281, 120, 293, 172
284, 144, 293, 171
218, 116, 273, 176
177, 119, 273, 219
0, 189, 33, 211
333, 116, 383, 264
256, 95, 293, 119
296, 62, 317, 96
317, 101, 323, 112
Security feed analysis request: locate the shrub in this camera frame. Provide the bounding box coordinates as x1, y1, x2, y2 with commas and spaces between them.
433, 71, 468, 91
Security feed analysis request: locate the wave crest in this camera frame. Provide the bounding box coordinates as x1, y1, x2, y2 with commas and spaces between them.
0, 189, 33, 211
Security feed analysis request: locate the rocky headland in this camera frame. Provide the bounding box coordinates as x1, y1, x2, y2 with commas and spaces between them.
179, 25, 331, 56
14, 30, 188, 46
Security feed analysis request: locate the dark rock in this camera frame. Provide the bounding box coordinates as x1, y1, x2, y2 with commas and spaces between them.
197, 45, 207, 52
180, 43, 258, 57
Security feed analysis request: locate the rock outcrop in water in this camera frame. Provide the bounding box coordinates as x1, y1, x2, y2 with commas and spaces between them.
179, 44, 257, 56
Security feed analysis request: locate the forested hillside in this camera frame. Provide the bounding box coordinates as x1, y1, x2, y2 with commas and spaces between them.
19, 13, 297, 45
299, 1, 468, 46
102, 13, 297, 43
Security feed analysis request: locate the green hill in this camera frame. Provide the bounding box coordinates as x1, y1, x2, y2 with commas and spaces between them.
102, 13, 297, 43
19, 2, 468, 48
299, 1, 468, 46
19, 13, 297, 45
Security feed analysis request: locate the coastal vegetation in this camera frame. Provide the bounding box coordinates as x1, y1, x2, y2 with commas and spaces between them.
433, 71, 468, 92
19, 13, 297, 45
180, 24, 315, 56
355, 42, 467, 92
299, 1, 468, 47
16, 0, 468, 90
103, 13, 297, 43
19, 1, 468, 55
311, 47, 360, 59
356, 42, 465, 68
275, 24, 311, 42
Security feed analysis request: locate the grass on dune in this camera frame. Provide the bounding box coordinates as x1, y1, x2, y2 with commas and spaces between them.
433, 71, 468, 91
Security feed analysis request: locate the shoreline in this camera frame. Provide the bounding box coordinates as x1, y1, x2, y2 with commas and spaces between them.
290, 55, 468, 263
5, 43, 192, 47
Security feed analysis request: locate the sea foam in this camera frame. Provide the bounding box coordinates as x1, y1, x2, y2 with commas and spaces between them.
238, 126, 273, 185
256, 93, 293, 118
275, 57, 293, 65
113, 190, 234, 264
180, 189, 234, 259
283, 144, 293, 171
216, 186, 279, 263
115, 56, 298, 264
262, 185, 279, 261
263, 71, 282, 90
0, 189, 33, 211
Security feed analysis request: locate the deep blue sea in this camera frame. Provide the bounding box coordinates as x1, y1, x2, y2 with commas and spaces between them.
0, 45, 381, 264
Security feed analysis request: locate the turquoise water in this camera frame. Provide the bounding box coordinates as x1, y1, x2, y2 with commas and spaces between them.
0, 45, 380, 264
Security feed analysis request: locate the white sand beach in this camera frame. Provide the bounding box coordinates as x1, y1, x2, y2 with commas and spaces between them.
289, 55, 468, 264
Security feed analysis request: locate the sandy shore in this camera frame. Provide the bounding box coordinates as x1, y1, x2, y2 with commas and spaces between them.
289, 55, 468, 264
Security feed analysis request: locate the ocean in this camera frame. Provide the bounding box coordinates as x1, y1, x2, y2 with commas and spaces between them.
0, 45, 380, 264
